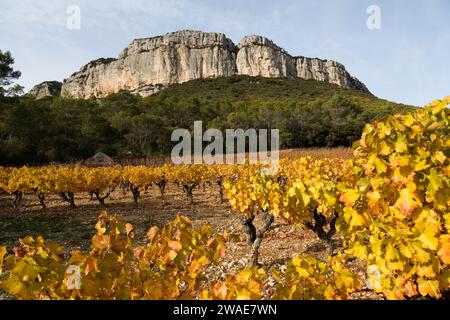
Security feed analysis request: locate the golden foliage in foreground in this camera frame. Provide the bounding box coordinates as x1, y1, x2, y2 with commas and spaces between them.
0, 213, 359, 300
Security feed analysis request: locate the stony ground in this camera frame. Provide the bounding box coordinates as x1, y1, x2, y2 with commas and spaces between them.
0, 179, 382, 300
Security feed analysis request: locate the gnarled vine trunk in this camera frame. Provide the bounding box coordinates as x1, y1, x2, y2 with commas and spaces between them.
248, 211, 274, 267
11, 191, 23, 209
130, 185, 140, 205
156, 181, 167, 199
59, 191, 76, 209
306, 208, 338, 256
241, 211, 275, 267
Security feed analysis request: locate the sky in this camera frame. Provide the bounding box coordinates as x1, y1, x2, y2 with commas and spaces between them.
1, 0, 449, 106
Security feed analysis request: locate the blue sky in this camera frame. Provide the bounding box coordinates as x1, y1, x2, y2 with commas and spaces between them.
1, 0, 449, 106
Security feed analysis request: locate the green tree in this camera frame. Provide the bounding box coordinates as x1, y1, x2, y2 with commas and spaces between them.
0, 50, 23, 97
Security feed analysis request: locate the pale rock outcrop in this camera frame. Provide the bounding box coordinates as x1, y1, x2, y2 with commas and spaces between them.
84, 152, 114, 167
28, 81, 62, 99
62, 30, 237, 98
59, 30, 370, 98
296, 57, 368, 92
236, 35, 296, 78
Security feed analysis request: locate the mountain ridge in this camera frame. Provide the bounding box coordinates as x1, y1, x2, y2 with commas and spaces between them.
29, 30, 370, 99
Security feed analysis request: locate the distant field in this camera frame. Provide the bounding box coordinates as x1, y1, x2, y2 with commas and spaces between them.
118, 147, 354, 166
279, 147, 353, 159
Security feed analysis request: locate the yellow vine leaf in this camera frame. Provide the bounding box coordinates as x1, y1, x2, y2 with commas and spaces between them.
417, 278, 440, 299
438, 235, 450, 264
339, 189, 360, 207
147, 226, 159, 241
417, 229, 439, 251
394, 188, 421, 216
395, 135, 408, 153
374, 157, 387, 174
0, 246, 6, 273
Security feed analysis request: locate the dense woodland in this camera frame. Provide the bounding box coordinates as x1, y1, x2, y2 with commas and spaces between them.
0, 76, 415, 165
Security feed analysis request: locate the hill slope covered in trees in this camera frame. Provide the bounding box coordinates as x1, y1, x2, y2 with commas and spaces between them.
0, 76, 415, 165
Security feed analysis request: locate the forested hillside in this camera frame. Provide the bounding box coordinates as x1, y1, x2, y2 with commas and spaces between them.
0, 76, 415, 165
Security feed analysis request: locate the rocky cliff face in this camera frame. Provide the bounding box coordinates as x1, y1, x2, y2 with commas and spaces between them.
60, 30, 369, 98
296, 57, 368, 91
28, 81, 62, 99
236, 35, 296, 78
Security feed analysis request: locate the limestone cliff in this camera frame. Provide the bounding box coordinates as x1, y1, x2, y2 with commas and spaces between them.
296, 57, 368, 92
59, 30, 369, 98
28, 81, 62, 99
236, 35, 296, 78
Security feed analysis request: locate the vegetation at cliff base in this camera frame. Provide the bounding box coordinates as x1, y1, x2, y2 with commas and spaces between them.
0, 50, 23, 98
0, 76, 415, 165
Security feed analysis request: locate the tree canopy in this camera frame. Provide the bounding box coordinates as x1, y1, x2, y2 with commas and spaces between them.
0, 50, 23, 97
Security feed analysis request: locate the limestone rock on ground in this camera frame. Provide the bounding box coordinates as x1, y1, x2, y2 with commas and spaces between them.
84, 152, 114, 167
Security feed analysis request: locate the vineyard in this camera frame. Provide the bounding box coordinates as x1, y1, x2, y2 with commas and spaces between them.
0, 97, 449, 300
